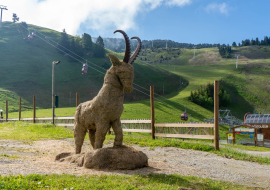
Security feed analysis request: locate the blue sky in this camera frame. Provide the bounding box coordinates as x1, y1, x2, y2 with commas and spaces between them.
2, 0, 270, 45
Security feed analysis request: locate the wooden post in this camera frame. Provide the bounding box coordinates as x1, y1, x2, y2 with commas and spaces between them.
33, 95, 36, 123
232, 128, 235, 144
150, 86, 155, 139
76, 93, 79, 107
19, 97, 21, 121
214, 80, 219, 150
5, 100, 8, 122
255, 129, 258, 147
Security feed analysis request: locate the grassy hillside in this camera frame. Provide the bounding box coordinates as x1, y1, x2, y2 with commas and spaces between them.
2, 21, 270, 123
144, 46, 270, 119
0, 22, 182, 114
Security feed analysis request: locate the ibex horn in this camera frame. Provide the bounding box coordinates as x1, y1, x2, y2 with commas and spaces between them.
128, 37, 142, 64
113, 30, 130, 63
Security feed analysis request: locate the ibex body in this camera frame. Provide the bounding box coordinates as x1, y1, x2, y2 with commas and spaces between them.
74, 30, 141, 154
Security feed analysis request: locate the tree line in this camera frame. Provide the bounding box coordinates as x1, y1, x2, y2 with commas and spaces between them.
232, 36, 270, 47
57, 29, 105, 59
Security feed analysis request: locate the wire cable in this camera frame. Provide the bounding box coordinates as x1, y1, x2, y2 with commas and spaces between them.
11, 17, 203, 120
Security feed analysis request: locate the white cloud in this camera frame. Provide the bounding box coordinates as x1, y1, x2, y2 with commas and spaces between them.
1, 0, 191, 36
205, 2, 230, 15
166, 0, 192, 7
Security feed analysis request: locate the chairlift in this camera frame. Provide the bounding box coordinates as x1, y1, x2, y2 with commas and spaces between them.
181, 106, 188, 121
82, 61, 88, 74
31, 31, 36, 37
28, 32, 33, 39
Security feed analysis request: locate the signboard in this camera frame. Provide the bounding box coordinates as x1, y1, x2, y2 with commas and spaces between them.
227, 133, 233, 140
235, 128, 254, 132
235, 128, 254, 134
249, 125, 269, 129
257, 134, 264, 142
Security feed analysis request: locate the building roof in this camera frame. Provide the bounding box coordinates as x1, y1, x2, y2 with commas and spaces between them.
245, 114, 270, 124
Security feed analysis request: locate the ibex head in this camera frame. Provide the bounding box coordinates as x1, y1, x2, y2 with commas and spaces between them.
107, 30, 142, 93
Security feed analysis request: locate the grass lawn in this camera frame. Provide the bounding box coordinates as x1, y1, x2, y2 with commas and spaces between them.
0, 122, 269, 165
0, 173, 257, 190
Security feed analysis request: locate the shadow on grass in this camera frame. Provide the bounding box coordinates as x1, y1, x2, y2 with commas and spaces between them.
142, 174, 232, 190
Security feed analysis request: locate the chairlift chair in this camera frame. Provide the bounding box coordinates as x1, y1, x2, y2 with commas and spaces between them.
181, 106, 188, 121
28, 32, 33, 39
82, 62, 88, 74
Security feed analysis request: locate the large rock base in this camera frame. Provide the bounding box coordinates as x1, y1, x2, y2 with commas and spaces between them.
55, 145, 148, 170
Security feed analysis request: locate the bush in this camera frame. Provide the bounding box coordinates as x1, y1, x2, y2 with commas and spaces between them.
188, 83, 231, 108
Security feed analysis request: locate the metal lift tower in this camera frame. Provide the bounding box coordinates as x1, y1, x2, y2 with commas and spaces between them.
235, 54, 240, 69
0, 5, 8, 27
193, 46, 196, 59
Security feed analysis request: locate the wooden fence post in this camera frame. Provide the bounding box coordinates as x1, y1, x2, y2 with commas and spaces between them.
76, 93, 79, 107
6, 100, 8, 122
33, 95, 36, 123
19, 97, 21, 121
150, 86, 155, 140
214, 80, 219, 150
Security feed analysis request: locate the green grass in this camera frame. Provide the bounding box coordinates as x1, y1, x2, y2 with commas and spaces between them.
1, 122, 269, 165
0, 122, 73, 141
0, 154, 19, 159
0, 22, 181, 111
0, 174, 258, 190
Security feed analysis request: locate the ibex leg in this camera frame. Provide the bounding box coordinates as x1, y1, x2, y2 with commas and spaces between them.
74, 123, 87, 154
88, 129, 96, 149
95, 122, 109, 149
111, 119, 123, 147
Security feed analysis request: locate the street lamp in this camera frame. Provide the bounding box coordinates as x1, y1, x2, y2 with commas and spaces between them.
52, 61, 60, 124
0, 109, 3, 119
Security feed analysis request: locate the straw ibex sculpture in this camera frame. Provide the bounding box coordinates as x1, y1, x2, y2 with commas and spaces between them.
74, 30, 142, 154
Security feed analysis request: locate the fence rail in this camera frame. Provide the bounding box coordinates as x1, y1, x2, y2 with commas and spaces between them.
155, 122, 215, 140
1, 117, 214, 139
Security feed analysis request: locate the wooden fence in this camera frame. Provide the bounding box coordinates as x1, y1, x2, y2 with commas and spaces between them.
0, 81, 220, 150
0, 117, 214, 139
0, 117, 152, 133
155, 122, 214, 140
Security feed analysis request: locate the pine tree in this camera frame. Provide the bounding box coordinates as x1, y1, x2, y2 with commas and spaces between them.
94, 36, 105, 58
75, 38, 83, 56
12, 13, 19, 23
256, 37, 259, 45
96, 36, 105, 48
232, 42, 236, 47
264, 36, 269, 46
69, 38, 77, 61
57, 29, 70, 54
82, 33, 92, 52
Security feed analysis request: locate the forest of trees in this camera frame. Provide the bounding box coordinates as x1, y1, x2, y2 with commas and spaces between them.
232, 36, 270, 47
102, 38, 220, 53
188, 83, 231, 108
218, 44, 232, 58
57, 29, 105, 59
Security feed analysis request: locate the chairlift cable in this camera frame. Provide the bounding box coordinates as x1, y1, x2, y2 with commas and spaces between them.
7, 12, 202, 120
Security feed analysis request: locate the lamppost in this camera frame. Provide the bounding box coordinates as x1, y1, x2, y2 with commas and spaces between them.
52, 61, 60, 124
0, 109, 3, 119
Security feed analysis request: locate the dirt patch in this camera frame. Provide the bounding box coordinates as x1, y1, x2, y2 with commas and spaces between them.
188, 51, 221, 65
0, 139, 269, 188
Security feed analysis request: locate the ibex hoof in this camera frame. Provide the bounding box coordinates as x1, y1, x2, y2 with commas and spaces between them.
113, 141, 122, 147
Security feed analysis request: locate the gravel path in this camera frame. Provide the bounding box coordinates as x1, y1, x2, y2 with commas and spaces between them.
0, 139, 269, 189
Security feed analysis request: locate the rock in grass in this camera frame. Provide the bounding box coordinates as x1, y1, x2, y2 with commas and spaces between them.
55, 145, 148, 170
